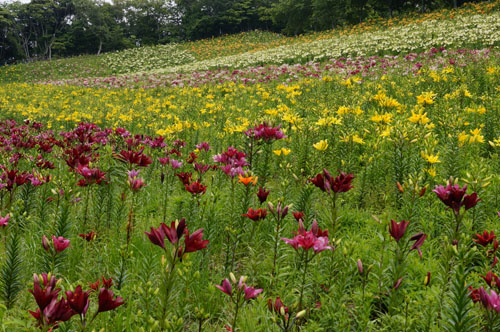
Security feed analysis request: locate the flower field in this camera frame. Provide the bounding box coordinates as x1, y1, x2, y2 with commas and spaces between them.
3, 3, 500, 332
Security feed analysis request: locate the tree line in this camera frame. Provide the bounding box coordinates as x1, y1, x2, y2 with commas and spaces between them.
0, 0, 485, 64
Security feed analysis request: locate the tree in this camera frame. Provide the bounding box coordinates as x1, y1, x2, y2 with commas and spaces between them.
73, 0, 128, 54
271, 0, 313, 35
24, 0, 74, 60
0, 6, 21, 63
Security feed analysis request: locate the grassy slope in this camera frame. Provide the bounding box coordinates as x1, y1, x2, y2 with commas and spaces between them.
1, 1, 499, 84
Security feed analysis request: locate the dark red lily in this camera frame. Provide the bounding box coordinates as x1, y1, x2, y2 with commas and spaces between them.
163, 218, 186, 245
433, 182, 480, 215
28, 273, 60, 312
115, 149, 152, 167
257, 187, 270, 204
309, 169, 354, 194
474, 230, 496, 246
409, 232, 427, 258
185, 180, 207, 195
481, 271, 498, 287
292, 211, 305, 222
78, 231, 96, 242
389, 219, 410, 242
97, 288, 124, 313
183, 229, 209, 253
41, 297, 76, 326
145, 224, 166, 249
176, 172, 192, 185
65, 285, 90, 315
468, 286, 480, 303
267, 296, 288, 315
242, 208, 267, 221
89, 276, 113, 291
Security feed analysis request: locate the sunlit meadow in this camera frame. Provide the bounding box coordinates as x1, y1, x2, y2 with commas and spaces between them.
2, 2, 500, 332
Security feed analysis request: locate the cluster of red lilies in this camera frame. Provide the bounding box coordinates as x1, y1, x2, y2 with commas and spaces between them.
29, 273, 123, 330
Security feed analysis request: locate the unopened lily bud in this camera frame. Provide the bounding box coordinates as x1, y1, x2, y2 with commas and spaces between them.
280, 306, 285, 316
393, 277, 403, 290
229, 272, 237, 284
42, 235, 50, 251
267, 298, 273, 312
281, 205, 289, 218
419, 186, 427, 197
396, 182, 404, 193
357, 259, 363, 275
296, 310, 306, 318
424, 272, 431, 286
267, 202, 275, 214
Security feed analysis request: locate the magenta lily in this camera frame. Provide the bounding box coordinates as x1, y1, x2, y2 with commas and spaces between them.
215, 279, 233, 297
51, 236, 70, 253
0, 214, 9, 227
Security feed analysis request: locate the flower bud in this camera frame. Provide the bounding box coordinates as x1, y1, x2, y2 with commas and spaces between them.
42, 235, 50, 251
267, 202, 275, 215
393, 277, 403, 290
396, 182, 404, 193
281, 205, 289, 218
296, 310, 306, 319
357, 259, 363, 276
267, 298, 273, 312
276, 202, 282, 216
424, 272, 431, 286
229, 272, 237, 284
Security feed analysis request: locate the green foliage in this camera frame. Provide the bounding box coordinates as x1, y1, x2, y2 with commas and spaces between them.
441, 264, 476, 332
0, 231, 23, 309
